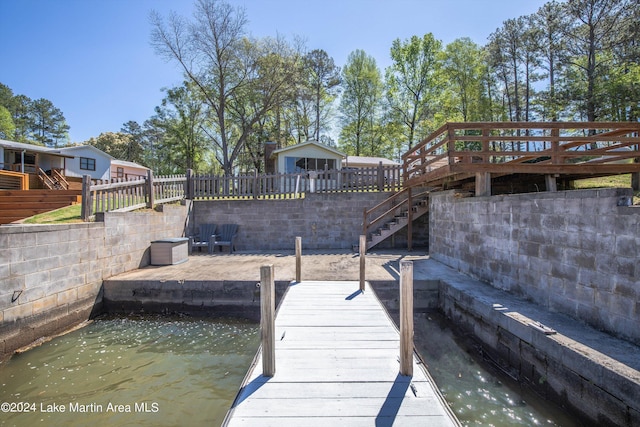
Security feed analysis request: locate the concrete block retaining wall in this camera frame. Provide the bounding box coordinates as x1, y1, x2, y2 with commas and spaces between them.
0, 203, 189, 357
192, 192, 429, 251
430, 188, 640, 345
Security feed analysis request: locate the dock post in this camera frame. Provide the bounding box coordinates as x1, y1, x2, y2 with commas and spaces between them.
399, 260, 414, 376
260, 264, 276, 377
359, 235, 366, 292
295, 236, 302, 282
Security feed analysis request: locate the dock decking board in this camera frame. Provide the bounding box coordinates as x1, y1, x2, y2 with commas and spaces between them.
224, 281, 459, 426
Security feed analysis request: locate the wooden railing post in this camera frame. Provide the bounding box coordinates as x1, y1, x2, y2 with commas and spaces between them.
407, 187, 413, 251
377, 161, 384, 191
399, 260, 414, 376
186, 169, 194, 199
260, 264, 276, 377
359, 235, 366, 292
253, 169, 259, 199
295, 236, 302, 283
81, 174, 92, 221
147, 170, 155, 208
362, 208, 368, 236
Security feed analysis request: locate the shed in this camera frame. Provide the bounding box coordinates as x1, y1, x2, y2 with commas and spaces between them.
271, 141, 346, 174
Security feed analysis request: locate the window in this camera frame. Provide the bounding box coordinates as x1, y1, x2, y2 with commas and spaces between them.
80, 157, 96, 171
285, 156, 336, 173
116, 167, 124, 178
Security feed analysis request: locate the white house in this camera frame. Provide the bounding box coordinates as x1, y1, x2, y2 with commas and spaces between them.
270, 141, 346, 174
59, 145, 148, 180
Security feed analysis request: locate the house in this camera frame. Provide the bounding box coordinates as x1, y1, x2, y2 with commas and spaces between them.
0, 139, 71, 174
0, 139, 150, 190
0, 139, 74, 189
270, 141, 346, 174
59, 145, 148, 180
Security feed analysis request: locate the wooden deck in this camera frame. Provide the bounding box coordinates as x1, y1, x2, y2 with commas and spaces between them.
402, 122, 640, 193
223, 281, 460, 426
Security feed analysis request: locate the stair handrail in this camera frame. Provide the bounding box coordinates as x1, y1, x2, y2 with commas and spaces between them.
51, 168, 70, 190
363, 187, 430, 237
37, 167, 58, 190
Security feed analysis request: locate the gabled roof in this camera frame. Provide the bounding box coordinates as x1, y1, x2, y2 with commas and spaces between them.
271, 140, 346, 158
58, 145, 115, 160
112, 159, 149, 170
0, 139, 74, 157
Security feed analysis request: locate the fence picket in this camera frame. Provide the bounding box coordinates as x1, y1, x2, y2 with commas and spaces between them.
82, 165, 401, 221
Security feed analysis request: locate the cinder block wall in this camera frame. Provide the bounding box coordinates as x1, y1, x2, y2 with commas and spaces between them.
430, 188, 640, 344
0, 203, 189, 357
193, 192, 427, 250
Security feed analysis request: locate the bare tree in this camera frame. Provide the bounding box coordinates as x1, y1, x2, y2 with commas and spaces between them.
150, 0, 300, 175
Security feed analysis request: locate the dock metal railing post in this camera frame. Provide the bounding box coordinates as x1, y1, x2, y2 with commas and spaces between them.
260, 264, 276, 377
399, 260, 414, 376
359, 235, 366, 292
295, 236, 302, 282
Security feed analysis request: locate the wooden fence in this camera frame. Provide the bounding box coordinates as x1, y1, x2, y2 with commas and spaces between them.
81, 171, 187, 221
191, 164, 402, 200
81, 164, 401, 220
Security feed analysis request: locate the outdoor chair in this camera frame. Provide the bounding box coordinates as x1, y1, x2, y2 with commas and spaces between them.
189, 223, 217, 253
211, 224, 238, 253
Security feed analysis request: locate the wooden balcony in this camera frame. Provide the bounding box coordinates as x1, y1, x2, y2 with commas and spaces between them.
402, 122, 640, 195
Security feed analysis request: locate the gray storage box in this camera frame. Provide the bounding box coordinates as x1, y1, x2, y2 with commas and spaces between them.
150, 238, 189, 265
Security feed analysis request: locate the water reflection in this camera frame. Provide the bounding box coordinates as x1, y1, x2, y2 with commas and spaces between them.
414, 312, 578, 427
0, 315, 259, 427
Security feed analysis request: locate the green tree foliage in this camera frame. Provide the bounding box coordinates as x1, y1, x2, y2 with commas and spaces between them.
441, 38, 491, 122
153, 83, 210, 173
29, 98, 69, 147
304, 49, 341, 142
86, 132, 134, 159
0, 83, 69, 146
75, 0, 640, 176
120, 121, 145, 163
339, 49, 383, 156
385, 34, 442, 150
0, 106, 15, 139
562, 0, 635, 123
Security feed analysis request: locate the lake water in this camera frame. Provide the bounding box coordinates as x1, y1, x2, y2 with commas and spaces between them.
414, 311, 579, 426
0, 313, 578, 426
0, 316, 258, 427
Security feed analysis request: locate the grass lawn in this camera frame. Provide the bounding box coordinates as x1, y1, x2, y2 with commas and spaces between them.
572, 173, 640, 204
22, 205, 84, 224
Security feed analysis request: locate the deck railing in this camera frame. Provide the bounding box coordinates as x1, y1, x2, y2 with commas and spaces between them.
191, 164, 402, 200
0, 169, 29, 190
402, 122, 640, 187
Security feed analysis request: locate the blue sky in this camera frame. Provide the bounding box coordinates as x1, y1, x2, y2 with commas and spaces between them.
1, 0, 548, 143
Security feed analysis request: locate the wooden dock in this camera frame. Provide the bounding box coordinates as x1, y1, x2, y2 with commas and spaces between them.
223, 280, 460, 426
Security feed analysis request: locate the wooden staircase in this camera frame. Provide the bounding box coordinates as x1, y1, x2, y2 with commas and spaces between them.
0, 190, 82, 224
363, 187, 431, 251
